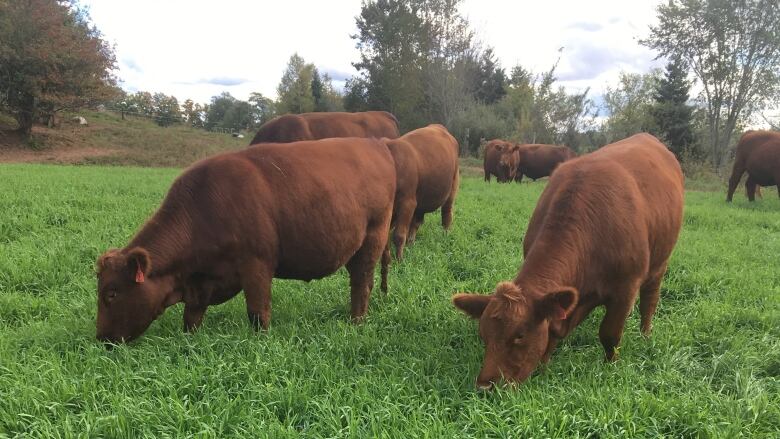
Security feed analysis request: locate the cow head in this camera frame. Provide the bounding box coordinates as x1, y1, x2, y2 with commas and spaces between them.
452, 282, 578, 389
498, 146, 520, 181
96, 247, 180, 344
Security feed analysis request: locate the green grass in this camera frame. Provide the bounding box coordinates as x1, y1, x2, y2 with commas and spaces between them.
0, 165, 778, 438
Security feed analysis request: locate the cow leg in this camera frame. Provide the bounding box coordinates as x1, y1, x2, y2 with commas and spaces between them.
726, 163, 746, 202
183, 303, 207, 332
381, 239, 391, 293
392, 198, 416, 260
407, 211, 425, 244
746, 175, 758, 202
242, 260, 273, 330
599, 281, 640, 362
346, 220, 389, 322
515, 173, 523, 184
639, 265, 667, 337
441, 170, 459, 230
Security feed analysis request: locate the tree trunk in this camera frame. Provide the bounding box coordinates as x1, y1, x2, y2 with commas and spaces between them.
15, 112, 34, 138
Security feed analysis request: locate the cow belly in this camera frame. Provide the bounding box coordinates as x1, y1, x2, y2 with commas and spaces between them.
274, 226, 365, 281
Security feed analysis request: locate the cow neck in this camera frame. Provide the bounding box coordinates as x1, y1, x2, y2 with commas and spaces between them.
127, 205, 193, 277
514, 229, 585, 295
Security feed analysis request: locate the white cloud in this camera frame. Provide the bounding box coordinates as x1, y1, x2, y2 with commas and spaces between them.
83, 0, 665, 105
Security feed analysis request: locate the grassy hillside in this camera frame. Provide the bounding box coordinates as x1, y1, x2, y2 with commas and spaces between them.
0, 165, 777, 437
0, 111, 247, 167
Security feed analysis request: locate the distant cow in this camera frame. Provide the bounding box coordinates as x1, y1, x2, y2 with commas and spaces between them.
506, 144, 576, 183
726, 130, 780, 202
483, 139, 514, 182
453, 133, 684, 388
96, 138, 396, 343
383, 124, 460, 261
249, 111, 400, 144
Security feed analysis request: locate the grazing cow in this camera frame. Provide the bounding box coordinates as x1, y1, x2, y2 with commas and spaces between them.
453, 133, 684, 388
726, 130, 780, 202
96, 138, 396, 343
508, 144, 576, 183
249, 111, 400, 144
483, 139, 514, 182
383, 124, 460, 261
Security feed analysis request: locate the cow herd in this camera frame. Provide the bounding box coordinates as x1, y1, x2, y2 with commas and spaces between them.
483, 139, 576, 184
97, 110, 780, 389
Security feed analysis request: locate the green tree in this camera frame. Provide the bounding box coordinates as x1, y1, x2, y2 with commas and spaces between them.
352, 0, 436, 129
0, 0, 117, 137
127, 91, 154, 116
472, 48, 507, 104
652, 58, 695, 159
204, 92, 236, 130
602, 71, 659, 142
151, 93, 181, 127
248, 92, 275, 126
344, 77, 370, 112
642, 0, 780, 167
276, 53, 315, 114
222, 100, 253, 131
311, 68, 325, 111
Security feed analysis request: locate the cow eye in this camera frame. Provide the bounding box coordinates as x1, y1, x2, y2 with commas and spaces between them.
513, 335, 524, 345
106, 291, 117, 303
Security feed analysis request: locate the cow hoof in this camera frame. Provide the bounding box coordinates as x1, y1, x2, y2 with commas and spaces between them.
247, 312, 269, 331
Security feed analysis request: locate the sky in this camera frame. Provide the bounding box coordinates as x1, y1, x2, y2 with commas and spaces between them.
81, 0, 666, 107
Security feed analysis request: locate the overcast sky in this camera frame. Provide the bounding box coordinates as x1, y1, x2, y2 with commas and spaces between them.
81, 0, 665, 106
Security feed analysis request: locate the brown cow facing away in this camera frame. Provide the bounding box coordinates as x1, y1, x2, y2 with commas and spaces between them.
453, 133, 684, 388
507, 144, 576, 183
726, 130, 780, 202
483, 139, 514, 182
383, 124, 460, 261
96, 138, 396, 344
249, 111, 400, 144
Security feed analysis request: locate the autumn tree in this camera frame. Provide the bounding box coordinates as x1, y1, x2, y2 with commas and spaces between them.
182, 99, 204, 128
0, 0, 117, 137
643, 0, 780, 167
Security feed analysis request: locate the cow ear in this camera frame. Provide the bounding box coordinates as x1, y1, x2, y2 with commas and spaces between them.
452, 293, 492, 319
126, 247, 151, 283
536, 287, 578, 321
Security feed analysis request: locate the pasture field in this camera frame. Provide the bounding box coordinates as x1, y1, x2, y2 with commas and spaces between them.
0, 164, 779, 438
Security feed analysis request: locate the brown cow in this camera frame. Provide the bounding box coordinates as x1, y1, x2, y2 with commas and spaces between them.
726, 130, 780, 202
96, 138, 396, 343
483, 139, 514, 182
453, 133, 684, 389
249, 111, 400, 144
383, 124, 460, 261
507, 144, 576, 183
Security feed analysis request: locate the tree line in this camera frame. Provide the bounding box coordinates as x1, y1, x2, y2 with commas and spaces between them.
109, 53, 343, 133
1, 0, 779, 168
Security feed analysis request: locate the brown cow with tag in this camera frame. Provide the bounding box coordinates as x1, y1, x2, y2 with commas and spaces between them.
96, 138, 396, 343
453, 133, 684, 388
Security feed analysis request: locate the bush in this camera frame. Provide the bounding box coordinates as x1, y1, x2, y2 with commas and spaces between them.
449, 103, 513, 156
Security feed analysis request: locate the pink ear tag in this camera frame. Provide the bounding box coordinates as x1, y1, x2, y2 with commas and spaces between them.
135, 261, 145, 284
